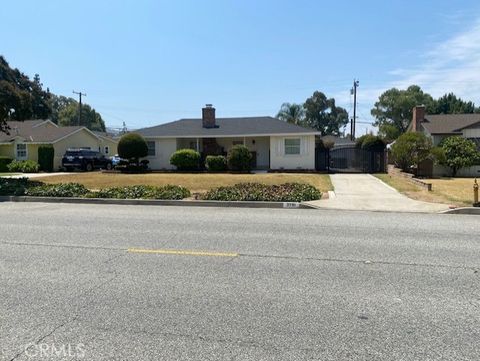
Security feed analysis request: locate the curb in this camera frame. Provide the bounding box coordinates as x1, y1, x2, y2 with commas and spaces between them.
440, 207, 480, 215
0, 196, 316, 210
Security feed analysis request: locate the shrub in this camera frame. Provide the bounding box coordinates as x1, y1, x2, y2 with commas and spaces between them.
227, 145, 252, 171
88, 185, 190, 200
0, 156, 13, 172
7, 160, 40, 173
205, 155, 227, 172
202, 182, 322, 202
38, 145, 55, 172
438, 136, 480, 176
117, 133, 148, 163
391, 132, 432, 172
356, 134, 385, 151
170, 149, 201, 171
25, 183, 89, 197
0, 177, 43, 196
317, 138, 335, 150
116, 160, 150, 173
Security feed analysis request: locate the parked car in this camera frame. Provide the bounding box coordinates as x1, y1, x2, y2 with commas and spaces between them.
62, 149, 113, 171
110, 154, 123, 167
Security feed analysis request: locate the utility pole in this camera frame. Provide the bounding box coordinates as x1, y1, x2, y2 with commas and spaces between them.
350, 79, 359, 141
72, 90, 86, 126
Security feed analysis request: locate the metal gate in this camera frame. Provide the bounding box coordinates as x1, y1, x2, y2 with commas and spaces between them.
315, 146, 386, 173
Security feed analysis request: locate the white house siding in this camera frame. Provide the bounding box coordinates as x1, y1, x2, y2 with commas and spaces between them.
145, 138, 177, 169
269, 135, 315, 170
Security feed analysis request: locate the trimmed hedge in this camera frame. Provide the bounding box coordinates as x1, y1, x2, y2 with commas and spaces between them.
0, 156, 13, 172
7, 160, 40, 173
38, 145, 55, 172
227, 145, 252, 171
205, 155, 227, 172
25, 183, 89, 197
202, 182, 322, 202
0, 177, 43, 196
355, 134, 385, 150
170, 149, 201, 171
87, 185, 190, 200
117, 133, 148, 161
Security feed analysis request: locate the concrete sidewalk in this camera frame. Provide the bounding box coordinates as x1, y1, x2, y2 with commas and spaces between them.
306, 174, 450, 213
3, 172, 80, 179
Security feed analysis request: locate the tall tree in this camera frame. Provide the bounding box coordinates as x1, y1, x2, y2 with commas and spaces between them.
49, 95, 76, 124
303, 91, 348, 135
57, 101, 106, 132
371, 85, 434, 140
433, 93, 479, 114
438, 136, 480, 177
0, 56, 51, 132
276, 102, 305, 125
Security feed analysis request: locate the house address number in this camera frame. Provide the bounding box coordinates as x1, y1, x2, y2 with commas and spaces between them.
283, 202, 300, 209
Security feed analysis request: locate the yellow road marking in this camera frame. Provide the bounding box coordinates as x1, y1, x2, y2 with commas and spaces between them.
127, 248, 238, 258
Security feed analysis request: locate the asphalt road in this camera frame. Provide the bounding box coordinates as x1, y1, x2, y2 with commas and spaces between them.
0, 203, 479, 360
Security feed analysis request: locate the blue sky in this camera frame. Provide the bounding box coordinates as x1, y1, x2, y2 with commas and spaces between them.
3, 0, 480, 135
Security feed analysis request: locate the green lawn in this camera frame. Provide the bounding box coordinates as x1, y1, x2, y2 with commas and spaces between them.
375, 173, 475, 206
34, 172, 333, 194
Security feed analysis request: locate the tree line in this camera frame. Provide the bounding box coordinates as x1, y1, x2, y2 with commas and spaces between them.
0, 56, 105, 134
277, 85, 480, 141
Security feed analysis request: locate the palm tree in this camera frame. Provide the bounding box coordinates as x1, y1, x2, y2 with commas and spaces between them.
276, 103, 305, 125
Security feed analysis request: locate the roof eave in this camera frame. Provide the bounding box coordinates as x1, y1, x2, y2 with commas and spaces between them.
140, 132, 321, 138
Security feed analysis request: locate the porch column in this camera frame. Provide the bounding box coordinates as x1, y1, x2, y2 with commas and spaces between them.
196, 138, 200, 152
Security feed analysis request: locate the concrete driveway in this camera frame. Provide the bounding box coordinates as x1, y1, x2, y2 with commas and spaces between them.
307, 174, 450, 213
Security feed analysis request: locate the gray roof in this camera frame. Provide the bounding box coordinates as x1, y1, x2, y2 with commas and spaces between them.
421, 114, 480, 134
136, 117, 320, 138
0, 120, 87, 143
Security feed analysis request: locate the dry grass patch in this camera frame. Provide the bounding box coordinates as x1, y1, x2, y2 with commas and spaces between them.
34, 172, 333, 193
375, 173, 476, 206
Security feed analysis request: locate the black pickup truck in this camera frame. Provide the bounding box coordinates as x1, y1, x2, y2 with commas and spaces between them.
62, 149, 113, 171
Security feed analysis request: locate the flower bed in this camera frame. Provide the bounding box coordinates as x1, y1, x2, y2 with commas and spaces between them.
201, 182, 322, 202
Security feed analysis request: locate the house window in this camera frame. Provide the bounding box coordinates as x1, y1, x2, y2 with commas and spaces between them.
147, 141, 156, 156
284, 138, 301, 155
104, 146, 110, 155
16, 143, 27, 159
233, 140, 244, 146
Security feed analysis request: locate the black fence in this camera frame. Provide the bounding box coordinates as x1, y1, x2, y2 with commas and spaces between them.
315, 146, 386, 173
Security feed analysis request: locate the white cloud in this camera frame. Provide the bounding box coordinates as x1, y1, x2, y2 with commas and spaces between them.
338, 16, 480, 135
390, 18, 480, 100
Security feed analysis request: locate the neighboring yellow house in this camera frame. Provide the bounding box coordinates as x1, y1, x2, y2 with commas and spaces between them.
0, 120, 118, 170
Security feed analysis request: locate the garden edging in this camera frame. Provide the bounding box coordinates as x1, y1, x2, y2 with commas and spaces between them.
0, 196, 316, 209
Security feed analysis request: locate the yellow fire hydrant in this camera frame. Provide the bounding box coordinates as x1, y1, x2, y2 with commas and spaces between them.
474, 178, 479, 206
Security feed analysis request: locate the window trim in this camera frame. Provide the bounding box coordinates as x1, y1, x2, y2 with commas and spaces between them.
146, 141, 156, 157
16, 143, 28, 160
284, 138, 301, 156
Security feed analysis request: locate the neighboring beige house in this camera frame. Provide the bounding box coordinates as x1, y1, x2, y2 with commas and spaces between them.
0, 120, 118, 170
409, 105, 480, 176
136, 105, 320, 170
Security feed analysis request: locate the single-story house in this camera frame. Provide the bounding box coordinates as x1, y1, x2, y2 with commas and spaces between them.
136, 105, 321, 170
0, 120, 118, 170
409, 105, 480, 176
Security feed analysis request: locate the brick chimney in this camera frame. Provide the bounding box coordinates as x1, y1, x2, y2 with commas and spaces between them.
202, 104, 216, 128
411, 105, 425, 132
